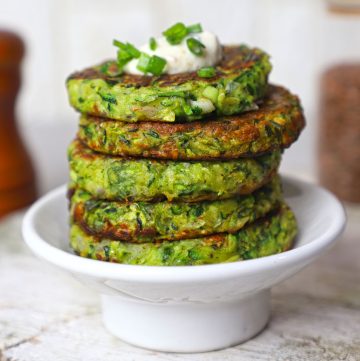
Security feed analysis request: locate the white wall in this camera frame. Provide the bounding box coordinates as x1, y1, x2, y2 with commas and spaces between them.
1, 0, 360, 192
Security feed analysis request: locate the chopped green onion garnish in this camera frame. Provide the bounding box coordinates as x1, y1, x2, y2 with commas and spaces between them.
136, 53, 151, 73
126, 43, 141, 59
187, 37, 205, 56
149, 37, 157, 51
162, 22, 203, 45
163, 22, 188, 45
113, 39, 124, 49
113, 39, 141, 70
187, 23, 202, 34
147, 55, 167, 76
137, 53, 167, 76
113, 40, 140, 58
117, 51, 132, 69
197, 66, 216, 78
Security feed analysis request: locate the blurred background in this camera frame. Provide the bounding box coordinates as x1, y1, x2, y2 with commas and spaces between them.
0, 0, 359, 211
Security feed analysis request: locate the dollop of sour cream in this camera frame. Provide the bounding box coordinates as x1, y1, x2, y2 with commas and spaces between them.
124, 31, 222, 75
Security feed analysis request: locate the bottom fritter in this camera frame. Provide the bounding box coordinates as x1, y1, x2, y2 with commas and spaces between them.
70, 202, 297, 266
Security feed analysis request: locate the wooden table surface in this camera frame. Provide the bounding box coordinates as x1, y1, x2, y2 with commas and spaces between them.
1, 202, 359, 361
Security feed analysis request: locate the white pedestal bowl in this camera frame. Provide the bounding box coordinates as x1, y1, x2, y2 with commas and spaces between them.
22, 177, 346, 353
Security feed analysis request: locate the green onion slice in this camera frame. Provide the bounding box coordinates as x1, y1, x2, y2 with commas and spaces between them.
162, 22, 203, 45
113, 39, 124, 49
162, 22, 188, 45
117, 51, 132, 69
113, 39, 141, 70
147, 55, 167, 76
126, 43, 141, 59
137, 53, 167, 76
149, 37, 157, 51
197, 66, 216, 78
136, 53, 151, 73
187, 23, 203, 34
113, 40, 141, 58
187, 37, 205, 56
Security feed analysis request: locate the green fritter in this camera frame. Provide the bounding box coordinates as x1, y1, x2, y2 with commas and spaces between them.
70, 177, 282, 243
70, 202, 297, 266
78, 85, 305, 160
68, 139, 281, 202
66, 46, 271, 123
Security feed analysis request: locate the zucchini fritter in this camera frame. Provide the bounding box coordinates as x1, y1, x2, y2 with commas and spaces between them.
78, 85, 304, 160
70, 177, 282, 242
67, 46, 271, 122
68, 139, 281, 202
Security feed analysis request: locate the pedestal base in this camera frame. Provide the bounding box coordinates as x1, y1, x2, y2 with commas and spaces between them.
101, 290, 270, 353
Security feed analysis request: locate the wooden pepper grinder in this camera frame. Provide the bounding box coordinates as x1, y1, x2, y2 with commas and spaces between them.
0, 30, 36, 217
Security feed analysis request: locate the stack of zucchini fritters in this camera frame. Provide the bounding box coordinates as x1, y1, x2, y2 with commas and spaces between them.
66, 45, 305, 266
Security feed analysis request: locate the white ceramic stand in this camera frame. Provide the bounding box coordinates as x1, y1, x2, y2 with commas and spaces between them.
101, 290, 270, 353
23, 178, 346, 353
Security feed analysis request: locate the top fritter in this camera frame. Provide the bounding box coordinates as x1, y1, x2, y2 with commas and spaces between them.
67, 45, 271, 123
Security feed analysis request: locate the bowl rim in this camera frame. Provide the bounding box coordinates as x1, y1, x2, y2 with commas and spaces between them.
22, 176, 346, 283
